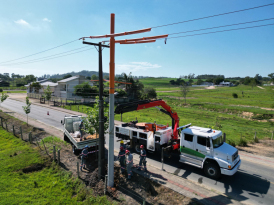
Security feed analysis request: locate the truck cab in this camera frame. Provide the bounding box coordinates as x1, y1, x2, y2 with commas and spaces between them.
180, 126, 241, 179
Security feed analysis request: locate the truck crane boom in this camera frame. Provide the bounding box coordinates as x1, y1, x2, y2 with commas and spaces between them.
115, 99, 180, 141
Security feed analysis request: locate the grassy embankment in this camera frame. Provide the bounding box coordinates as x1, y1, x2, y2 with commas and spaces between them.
0, 128, 111, 205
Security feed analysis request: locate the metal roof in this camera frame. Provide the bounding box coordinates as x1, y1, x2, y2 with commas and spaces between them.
41, 82, 58, 87
182, 126, 222, 138
57, 76, 78, 83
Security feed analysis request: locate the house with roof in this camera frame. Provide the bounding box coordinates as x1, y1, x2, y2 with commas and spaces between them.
54, 75, 93, 99
219, 81, 233, 87
25, 75, 93, 99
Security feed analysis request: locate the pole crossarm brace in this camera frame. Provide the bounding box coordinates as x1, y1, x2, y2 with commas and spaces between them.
120, 40, 156, 44
80, 28, 151, 40
102, 34, 168, 44
83, 41, 110, 48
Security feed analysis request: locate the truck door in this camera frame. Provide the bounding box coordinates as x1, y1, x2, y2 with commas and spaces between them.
181, 133, 196, 157
195, 136, 211, 160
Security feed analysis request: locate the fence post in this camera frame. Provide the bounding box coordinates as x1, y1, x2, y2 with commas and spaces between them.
0, 118, 2, 127
70, 104, 71, 110
143, 197, 146, 205
57, 149, 60, 165
5, 121, 8, 130
272, 131, 273, 140
29, 132, 32, 143
53, 145, 56, 161
12, 125, 15, 136
161, 148, 164, 171
78, 105, 79, 112
77, 162, 80, 178
254, 132, 257, 140
104, 175, 108, 195
20, 126, 23, 140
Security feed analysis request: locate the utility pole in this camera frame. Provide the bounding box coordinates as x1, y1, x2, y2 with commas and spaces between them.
80, 13, 168, 187
83, 41, 109, 178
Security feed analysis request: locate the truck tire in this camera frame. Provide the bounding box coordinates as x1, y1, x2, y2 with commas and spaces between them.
134, 143, 141, 153
64, 134, 69, 142
204, 162, 221, 179
72, 145, 80, 155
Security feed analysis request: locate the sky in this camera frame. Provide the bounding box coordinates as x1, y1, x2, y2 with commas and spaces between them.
0, 0, 273, 78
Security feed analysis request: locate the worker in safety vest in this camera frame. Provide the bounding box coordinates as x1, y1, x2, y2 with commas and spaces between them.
137, 145, 147, 172
118, 146, 126, 174
120, 140, 126, 150
125, 150, 133, 179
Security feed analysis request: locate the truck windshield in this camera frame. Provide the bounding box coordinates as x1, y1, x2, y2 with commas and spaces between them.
212, 136, 223, 148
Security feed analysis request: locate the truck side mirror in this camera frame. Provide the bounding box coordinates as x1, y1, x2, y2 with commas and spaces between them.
61, 120, 63, 124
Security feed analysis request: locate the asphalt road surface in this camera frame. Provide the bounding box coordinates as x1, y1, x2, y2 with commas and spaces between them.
2, 98, 274, 205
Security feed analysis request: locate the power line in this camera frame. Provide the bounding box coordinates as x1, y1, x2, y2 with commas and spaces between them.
168, 17, 274, 35
1, 47, 94, 66
0, 39, 79, 64
152, 3, 274, 28
167, 23, 274, 39
0, 46, 89, 66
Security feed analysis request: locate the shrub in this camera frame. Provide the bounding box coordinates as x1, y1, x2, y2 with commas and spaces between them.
227, 139, 236, 147
232, 93, 238, 98
0, 88, 3, 92
254, 137, 259, 143
238, 137, 247, 147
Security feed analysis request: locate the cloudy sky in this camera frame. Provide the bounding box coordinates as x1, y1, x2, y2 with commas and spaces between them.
0, 0, 273, 78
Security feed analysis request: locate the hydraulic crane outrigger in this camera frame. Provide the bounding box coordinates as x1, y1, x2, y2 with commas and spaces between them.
115, 99, 181, 150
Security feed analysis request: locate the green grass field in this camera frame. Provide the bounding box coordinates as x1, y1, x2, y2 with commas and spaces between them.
2, 90, 27, 93
62, 82, 274, 146
0, 128, 111, 205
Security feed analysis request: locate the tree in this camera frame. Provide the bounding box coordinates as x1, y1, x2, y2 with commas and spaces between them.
214, 77, 224, 85
22, 97, 31, 126
0, 92, 9, 107
44, 85, 52, 104
142, 87, 157, 100
197, 79, 204, 85
30, 82, 42, 93
83, 96, 109, 137
91, 74, 98, 80
268, 73, 274, 83
180, 83, 189, 105
74, 82, 98, 98
25, 75, 36, 83
249, 78, 257, 89
63, 74, 72, 79
86, 76, 91, 80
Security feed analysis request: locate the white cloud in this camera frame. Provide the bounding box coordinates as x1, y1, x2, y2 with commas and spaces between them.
43, 18, 51, 22
116, 62, 161, 72
14, 19, 30, 26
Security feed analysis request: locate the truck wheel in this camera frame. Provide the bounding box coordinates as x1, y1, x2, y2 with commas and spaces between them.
204, 162, 221, 179
72, 145, 79, 155
64, 134, 69, 142
134, 143, 141, 153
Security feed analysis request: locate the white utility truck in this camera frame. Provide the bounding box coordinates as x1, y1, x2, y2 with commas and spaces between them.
114, 100, 241, 179
61, 115, 99, 155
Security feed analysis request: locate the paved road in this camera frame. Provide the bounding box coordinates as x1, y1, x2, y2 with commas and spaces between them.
2, 98, 274, 205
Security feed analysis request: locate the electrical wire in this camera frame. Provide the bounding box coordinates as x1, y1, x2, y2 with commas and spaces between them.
0, 39, 79, 64
168, 17, 274, 35
152, 3, 274, 28
0, 46, 90, 66
166, 23, 274, 39
1, 47, 94, 66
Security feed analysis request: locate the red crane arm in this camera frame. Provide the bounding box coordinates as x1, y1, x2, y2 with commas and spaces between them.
136, 100, 180, 140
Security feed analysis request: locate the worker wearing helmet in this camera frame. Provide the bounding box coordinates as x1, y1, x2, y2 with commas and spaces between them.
137, 145, 147, 172
120, 140, 126, 150
118, 146, 126, 174
125, 150, 133, 179
80, 145, 89, 171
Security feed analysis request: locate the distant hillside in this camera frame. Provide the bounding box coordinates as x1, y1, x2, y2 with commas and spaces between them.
47, 70, 109, 79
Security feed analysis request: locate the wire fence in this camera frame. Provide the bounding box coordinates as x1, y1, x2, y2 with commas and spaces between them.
0, 115, 150, 204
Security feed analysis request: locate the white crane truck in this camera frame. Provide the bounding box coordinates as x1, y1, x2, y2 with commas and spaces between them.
61, 115, 99, 155
114, 100, 241, 179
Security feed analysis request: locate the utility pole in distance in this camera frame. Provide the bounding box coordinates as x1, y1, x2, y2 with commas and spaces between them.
83, 41, 109, 178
